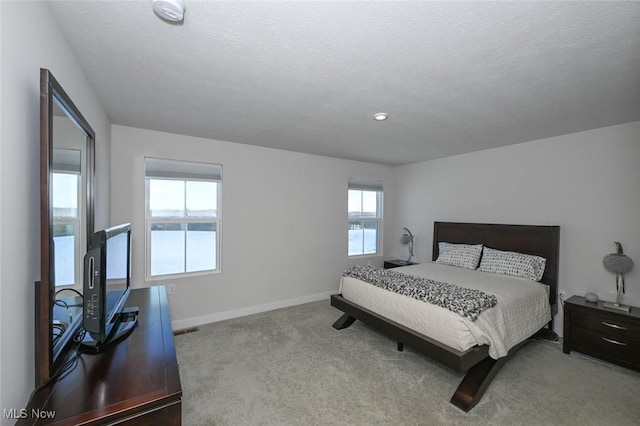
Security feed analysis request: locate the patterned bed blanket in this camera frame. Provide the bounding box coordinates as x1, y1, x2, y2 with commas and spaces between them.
342, 265, 497, 321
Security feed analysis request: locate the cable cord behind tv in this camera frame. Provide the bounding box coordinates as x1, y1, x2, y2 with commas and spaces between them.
29, 327, 86, 402
52, 288, 84, 361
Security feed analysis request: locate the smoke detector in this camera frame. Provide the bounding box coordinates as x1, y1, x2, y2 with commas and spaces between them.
152, 0, 186, 22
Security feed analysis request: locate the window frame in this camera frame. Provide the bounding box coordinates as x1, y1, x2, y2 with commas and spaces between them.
347, 183, 383, 258
145, 170, 222, 281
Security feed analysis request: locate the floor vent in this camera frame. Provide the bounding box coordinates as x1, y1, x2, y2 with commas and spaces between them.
174, 327, 199, 336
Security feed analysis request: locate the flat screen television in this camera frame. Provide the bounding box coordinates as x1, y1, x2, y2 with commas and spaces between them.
81, 223, 138, 352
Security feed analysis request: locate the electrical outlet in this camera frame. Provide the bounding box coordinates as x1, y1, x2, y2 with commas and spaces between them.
558, 290, 566, 301
168, 284, 176, 295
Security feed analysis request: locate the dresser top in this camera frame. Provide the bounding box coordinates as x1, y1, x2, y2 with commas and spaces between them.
566, 295, 640, 320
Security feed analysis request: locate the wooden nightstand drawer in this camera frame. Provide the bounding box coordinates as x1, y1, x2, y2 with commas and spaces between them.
563, 295, 640, 370
571, 327, 640, 366
572, 311, 640, 342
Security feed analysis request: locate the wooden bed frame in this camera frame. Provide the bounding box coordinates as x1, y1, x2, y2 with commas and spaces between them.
331, 221, 560, 412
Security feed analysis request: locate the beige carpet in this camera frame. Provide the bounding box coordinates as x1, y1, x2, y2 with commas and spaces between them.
175, 300, 640, 425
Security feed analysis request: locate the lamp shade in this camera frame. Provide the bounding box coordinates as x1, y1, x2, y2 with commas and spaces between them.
603, 241, 634, 274
603, 253, 634, 274
400, 228, 414, 262
400, 228, 413, 245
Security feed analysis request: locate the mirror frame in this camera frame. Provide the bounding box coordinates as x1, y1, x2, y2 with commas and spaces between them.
37, 68, 95, 384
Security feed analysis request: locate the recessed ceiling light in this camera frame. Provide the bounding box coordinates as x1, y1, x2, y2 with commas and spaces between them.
152, 0, 186, 22
373, 112, 388, 121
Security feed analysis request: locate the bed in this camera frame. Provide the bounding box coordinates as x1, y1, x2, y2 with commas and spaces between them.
331, 222, 560, 412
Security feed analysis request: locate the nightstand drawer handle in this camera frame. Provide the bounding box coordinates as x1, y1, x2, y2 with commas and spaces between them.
601, 337, 627, 346
601, 321, 627, 330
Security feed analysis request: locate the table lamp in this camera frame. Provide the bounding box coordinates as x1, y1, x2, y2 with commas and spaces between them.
602, 242, 634, 312
400, 227, 414, 262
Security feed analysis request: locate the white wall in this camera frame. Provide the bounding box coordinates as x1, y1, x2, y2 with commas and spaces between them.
0, 1, 110, 416
111, 125, 394, 328
391, 121, 640, 334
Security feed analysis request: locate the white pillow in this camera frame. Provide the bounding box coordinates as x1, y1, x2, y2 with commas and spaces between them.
436, 242, 483, 270
479, 247, 546, 281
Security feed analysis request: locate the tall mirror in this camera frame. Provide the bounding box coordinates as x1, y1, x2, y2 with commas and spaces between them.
37, 68, 95, 384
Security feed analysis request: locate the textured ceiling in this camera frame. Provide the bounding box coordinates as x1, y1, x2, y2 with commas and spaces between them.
48, 1, 640, 165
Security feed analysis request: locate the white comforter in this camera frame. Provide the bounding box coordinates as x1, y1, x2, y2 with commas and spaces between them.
339, 262, 551, 359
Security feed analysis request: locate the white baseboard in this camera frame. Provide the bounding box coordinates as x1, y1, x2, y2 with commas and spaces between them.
171, 290, 336, 331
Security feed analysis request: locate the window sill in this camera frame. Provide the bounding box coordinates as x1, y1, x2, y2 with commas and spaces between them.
145, 268, 221, 282
348, 253, 383, 260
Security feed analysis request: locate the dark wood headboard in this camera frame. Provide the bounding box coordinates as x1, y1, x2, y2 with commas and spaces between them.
432, 222, 560, 307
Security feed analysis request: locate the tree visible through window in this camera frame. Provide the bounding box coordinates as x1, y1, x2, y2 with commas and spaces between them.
348, 180, 383, 256
145, 158, 221, 278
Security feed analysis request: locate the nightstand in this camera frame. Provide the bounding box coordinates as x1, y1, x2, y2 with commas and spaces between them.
383, 259, 417, 269
563, 295, 640, 370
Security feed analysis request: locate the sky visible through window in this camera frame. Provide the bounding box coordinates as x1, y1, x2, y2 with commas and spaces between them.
150, 179, 217, 216
52, 173, 78, 211
348, 189, 377, 218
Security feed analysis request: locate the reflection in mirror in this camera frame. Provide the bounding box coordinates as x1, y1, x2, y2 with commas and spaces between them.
38, 69, 95, 385
51, 147, 84, 363
51, 99, 87, 289
52, 150, 81, 286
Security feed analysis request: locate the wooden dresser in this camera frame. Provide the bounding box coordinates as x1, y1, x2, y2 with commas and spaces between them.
21, 286, 182, 425
563, 295, 640, 370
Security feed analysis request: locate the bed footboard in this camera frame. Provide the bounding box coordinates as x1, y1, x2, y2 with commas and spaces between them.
331, 294, 538, 412
330, 294, 488, 372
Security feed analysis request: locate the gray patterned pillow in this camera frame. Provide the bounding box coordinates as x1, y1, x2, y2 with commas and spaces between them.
479, 247, 546, 281
436, 242, 483, 269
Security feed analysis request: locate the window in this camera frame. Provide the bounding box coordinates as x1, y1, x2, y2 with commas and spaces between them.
348, 179, 383, 256
145, 158, 222, 279
52, 148, 82, 286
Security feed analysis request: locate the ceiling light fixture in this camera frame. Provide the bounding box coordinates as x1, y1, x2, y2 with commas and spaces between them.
152, 0, 186, 23
373, 112, 388, 121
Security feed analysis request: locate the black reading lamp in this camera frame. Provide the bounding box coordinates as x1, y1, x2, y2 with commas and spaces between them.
602, 242, 634, 312
400, 227, 414, 263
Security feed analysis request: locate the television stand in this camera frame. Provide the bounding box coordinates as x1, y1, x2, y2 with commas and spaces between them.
79, 306, 140, 354
21, 286, 182, 425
